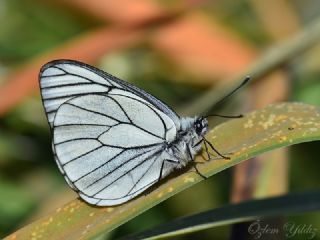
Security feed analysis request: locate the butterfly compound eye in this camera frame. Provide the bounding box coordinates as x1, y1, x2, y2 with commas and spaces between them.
195, 118, 204, 135
194, 117, 208, 136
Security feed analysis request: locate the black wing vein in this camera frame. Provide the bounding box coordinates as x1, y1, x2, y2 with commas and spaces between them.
80, 147, 156, 190
92, 149, 162, 197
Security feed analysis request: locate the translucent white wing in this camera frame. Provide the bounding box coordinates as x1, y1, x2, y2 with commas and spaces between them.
40, 60, 181, 130
39, 60, 182, 206
53, 93, 177, 206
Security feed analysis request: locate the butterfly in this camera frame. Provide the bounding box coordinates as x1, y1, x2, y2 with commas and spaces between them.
39, 60, 247, 206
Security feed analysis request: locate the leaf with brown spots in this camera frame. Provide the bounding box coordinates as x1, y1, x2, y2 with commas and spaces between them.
4, 102, 320, 240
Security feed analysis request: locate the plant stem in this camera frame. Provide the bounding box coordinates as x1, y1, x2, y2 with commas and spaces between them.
182, 16, 320, 116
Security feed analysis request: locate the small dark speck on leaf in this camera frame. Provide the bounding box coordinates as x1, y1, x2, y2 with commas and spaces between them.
288, 127, 294, 131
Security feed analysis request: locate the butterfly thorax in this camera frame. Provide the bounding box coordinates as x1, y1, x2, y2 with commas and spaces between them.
164, 116, 208, 168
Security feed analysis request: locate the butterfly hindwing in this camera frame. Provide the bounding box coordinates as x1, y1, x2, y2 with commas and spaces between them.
52, 93, 177, 205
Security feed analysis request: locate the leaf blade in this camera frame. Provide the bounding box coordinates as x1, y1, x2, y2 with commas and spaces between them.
5, 102, 320, 240
122, 191, 320, 240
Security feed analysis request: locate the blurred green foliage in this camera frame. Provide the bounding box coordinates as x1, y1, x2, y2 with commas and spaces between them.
0, 0, 98, 64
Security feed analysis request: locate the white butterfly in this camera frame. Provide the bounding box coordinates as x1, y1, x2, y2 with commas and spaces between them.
39, 60, 236, 206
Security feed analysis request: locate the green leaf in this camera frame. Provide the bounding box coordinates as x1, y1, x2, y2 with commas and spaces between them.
122, 191, 320, 240
5, 102, 320, 240
0, 178, 36, 235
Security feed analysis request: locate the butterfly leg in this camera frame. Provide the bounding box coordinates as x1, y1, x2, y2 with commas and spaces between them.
193, 139, 223, 162
203, 138, 230, 160
202, 139, 222, 160
187, 144, 207, 180
193, 164, 207, 179
203, 139, 211, 161
192, 139, 208, 163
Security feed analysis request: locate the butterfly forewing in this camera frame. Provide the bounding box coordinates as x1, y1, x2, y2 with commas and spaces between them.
40, 60, 180, 129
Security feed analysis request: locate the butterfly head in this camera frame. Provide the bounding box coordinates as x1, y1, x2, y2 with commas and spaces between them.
194, 117, 208, 136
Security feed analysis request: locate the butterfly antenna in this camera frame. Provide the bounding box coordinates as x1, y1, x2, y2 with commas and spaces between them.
203, 76, 250, 118
205, 113, 243, 118
213, 76, 250, 107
